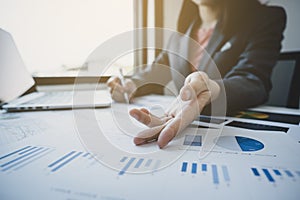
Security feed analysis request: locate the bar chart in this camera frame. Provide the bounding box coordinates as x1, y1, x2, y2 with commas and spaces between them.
180, 162, 230, 185
48, 151, 95, 173
251, 167, 300, 183
118, 156, 161, 175
0, 145, 53, 172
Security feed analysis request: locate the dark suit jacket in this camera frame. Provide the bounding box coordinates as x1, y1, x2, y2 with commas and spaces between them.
132, 5, 287, 114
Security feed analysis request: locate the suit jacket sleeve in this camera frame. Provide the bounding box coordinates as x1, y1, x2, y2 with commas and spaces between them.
131, 47, 173, 96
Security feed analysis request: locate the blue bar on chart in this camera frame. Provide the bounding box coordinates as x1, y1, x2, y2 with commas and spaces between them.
251, 168, 260, 177
120, 156, 127, 163
1, 147, 44, 168
202, 164, 207, 172
285, 170, 294, 178
83, 152, 90, 158
191, 163, 197, 174
48, 151, 76, 168
0, 146, 31, 160
181, 162, 188, 172
118, 157, 160, 175
179, 162, 230, 185
273, 169, 282, 176
19, 147, 38, 155
262, 168, 275, 183
2, 148, 50, 172
0, 146, 52, 172
222, 165, 230, 182
48, 151, 84, 172
14, 148, 53, 171
134, 158, 144, 168
119, 157, 136, 175
212, 165, 219, 184
50, 152, 83, 172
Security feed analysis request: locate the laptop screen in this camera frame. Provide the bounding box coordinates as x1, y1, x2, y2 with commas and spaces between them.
0, 28, 34, 103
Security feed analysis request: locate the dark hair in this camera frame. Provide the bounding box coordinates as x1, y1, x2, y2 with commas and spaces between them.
177, 0, 262, 36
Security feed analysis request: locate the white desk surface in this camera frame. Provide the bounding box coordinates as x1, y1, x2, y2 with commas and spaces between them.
0, 95, 299, 200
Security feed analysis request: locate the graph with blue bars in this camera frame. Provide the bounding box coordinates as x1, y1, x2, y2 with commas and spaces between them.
47, 151, 94, 173
118, 156, 161, 175
251, 167, 300, 183
0, 146, 96, 173
0, 145, 53, 172
180, 162, 230, 185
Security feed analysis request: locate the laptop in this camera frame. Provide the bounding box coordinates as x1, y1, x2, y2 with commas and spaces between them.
0, 28, 111, 112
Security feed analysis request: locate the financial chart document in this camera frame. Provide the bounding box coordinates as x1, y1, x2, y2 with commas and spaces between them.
0, 95, 299, 200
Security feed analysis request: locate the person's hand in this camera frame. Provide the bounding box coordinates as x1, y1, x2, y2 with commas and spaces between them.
106, 76, 137, 102
130, 71, 221, 148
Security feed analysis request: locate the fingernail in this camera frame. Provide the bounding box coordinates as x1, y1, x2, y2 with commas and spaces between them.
131, 113, 139, 120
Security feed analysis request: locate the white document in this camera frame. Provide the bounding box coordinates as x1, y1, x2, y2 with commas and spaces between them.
0, 95, 299, 200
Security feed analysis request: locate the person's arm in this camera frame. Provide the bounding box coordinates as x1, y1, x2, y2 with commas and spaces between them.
130, 50, 173, 96
214, 7, 287, 114
107, 45, 172, 102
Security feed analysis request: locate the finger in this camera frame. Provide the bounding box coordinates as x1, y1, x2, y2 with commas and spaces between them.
129, 108, 170, 127
180, 72, 209, 101
112, 84, 125, 93
111, 89, 126, 102
140, 108, 172, 124
107, 76, 121, 88
158, 102, 199, 149
133, 124, 166, 145
157, 118, 181, 149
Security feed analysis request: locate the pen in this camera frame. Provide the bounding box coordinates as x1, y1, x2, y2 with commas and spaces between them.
119, 68, 130, 104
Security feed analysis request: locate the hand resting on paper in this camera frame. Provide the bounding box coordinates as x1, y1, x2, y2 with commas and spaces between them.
129, 71, 221, 148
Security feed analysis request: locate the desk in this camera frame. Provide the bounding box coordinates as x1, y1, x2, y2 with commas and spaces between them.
0, 95, 299, 200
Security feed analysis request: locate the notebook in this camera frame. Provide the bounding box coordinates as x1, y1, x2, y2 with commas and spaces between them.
0, 28, 111, 112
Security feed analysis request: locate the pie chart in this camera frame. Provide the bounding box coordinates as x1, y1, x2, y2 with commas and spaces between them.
215, 136, 264, 152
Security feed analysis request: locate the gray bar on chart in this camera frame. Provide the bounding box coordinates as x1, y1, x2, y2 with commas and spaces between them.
212, 165, 219, 184
145, 159, 153, 167
134, 158, 144, 168
222, 165, 230, 182
153, 160, 161, 171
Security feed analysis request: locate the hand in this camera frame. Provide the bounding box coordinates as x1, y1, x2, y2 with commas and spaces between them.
130, 71, 221, 148
107, 76, 137, 102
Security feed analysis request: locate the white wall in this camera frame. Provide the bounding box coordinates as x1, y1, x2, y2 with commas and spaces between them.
163, 0, 300, 52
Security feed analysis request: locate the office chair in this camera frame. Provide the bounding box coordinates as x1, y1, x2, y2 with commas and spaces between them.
265, 51, 300, 109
